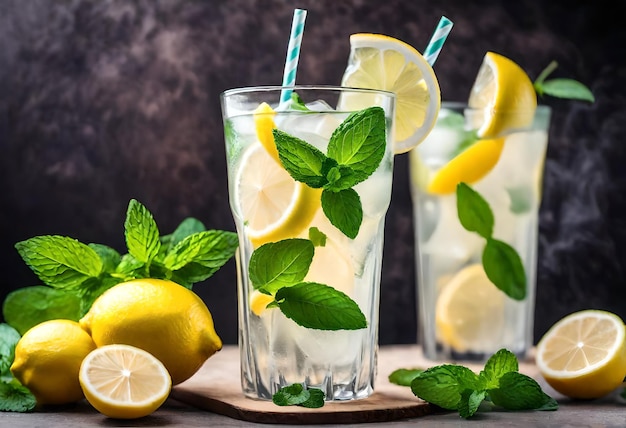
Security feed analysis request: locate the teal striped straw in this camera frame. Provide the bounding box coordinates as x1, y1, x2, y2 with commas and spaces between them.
280, 9, 307, 104
423, 16, 453, 66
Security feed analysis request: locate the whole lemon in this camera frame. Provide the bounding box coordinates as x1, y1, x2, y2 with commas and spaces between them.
79, 278, 222, 385
11, 319, 97, 405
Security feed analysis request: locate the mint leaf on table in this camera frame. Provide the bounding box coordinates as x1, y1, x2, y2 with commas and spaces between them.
533, 60, 595, 102
482, 238, 526, 300
411, 364, 483, 411
124, 199, 161, 264
0, 324, 20, 378
459, 389, 486, 419
479, 348, 519, 389
389, 368, 424, 387
489, 372, 558, 411
299, 388, 325, 408
272, 383, 325, 408
321, 188, 363, 239
273, 129, 330, 189
275, 282, 366, 330
456, 183, 494, 239
2, 286, 83, 335
249, 239, 314, 295
15, 236, 103, 289
0, 380, 36, 412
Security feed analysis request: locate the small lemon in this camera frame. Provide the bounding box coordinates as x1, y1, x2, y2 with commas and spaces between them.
79, 278, 222, 385
11, 319, 97, 405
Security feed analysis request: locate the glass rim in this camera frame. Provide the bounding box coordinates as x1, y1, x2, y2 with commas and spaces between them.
221, 84, 396, 99
441, 101, 552, 114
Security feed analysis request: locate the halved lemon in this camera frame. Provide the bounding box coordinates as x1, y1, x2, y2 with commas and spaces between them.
79, 344, 171, 419
536, 310, 626, 399
427, 137, 505, 194
468, 51, 537, 138
435, 264, 506, 352
235, 143, 322, 248
340, 33, 441, 154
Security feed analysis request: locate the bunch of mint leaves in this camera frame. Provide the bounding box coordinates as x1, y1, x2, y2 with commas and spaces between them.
0, 199, 237, 412
272, 383, 325, 408
390, 349, 558, 419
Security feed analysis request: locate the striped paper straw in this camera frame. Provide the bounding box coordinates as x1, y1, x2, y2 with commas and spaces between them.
280, 9, 307, 104
423, 16, 453, 66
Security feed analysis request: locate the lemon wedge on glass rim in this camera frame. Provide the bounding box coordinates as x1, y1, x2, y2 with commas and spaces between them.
340, 33, 441, 154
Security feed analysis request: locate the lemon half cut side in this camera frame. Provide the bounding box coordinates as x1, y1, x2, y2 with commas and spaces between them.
341, 33, 441, 154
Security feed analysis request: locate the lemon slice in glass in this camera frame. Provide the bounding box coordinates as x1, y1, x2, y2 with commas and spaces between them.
468, 51, 537, 138
235, 143, 321, 248
340, 33, 441, 154
536, 310, 626, 399
435, 264, 506, 352
79, 344, 171, 419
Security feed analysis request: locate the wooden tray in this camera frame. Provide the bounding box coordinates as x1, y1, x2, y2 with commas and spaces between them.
171, 345, 437, 424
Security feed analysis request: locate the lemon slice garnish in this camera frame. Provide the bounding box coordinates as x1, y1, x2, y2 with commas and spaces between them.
253, 102, 280, 163
427, 137, 505, 194
340, 33, 441, 154
435, 264, 506, 352
536, 310, 626, 399
468, 52, 537, 138
79, 344, 172, 419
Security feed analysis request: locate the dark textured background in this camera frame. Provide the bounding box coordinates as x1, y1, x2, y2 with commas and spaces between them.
1, 0, 625, 345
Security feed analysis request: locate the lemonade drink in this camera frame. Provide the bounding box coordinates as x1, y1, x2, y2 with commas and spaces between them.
410, 102, 551, 360
221, 86, 396, 400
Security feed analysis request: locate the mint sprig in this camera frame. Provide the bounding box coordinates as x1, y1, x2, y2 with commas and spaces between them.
533, 61, 595, 102
272, 383, 325, 408
0, 324, 36, 412
273, 106, 386, 239
402, 348, 558, 418
456, 183, 526, 300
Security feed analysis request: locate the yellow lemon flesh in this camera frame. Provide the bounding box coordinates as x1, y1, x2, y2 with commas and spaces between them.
11, 319, 97, 405
250, 290, 275, 316
435, 264, 506, 352
236, 143, 322, 248
468, 51, 537, 138
79, 344, 171, 419
340, 33, 441, 154
79, 278, 222, 385
253, 102, 280, 163
536, 310, 626, 399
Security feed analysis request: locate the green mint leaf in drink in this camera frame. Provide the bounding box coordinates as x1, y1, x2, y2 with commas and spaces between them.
456, 183, 494, 239
482, 238, 526, 300
327, 106, 386, 186
15, 235, 103, 289
0, 324, 20, 377
324, 164, 362, 191
410, 364, 482, 410
273, 129, 330, 188
533, 60, 594, 102
164, 217, 206, 253
249, 239, 314, 295
308, 227, 327, 247
0, 380, 37, 412
289, 92, 310, 111
2, 286, 83, 335
480, 348, 519, 389
488, 372, 558, 411
272, 383, 310, 406
163, 230, 238, 272
275, 282, 366, 330
459, 389, 486, 419
124, 199, 161, 264
388, 368, 424, 387
88, 243, 122, 273
321, 188, 363, 239
299, 387, 325, 408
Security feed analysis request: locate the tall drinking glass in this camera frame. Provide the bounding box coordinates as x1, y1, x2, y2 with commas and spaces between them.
410, 102, 551, 361
221, 86, 396, 400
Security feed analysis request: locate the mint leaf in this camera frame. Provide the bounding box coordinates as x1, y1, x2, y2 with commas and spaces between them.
0, 381, 36, 412
0, 324, 20, 377
324, 164, 362, 191
272, 383, 310, 406
539, 79, 595, 102
327, 106, 386, 186
115, 253, 144, 276
88, 243, 122, 273
2, 286, 83, 335
411, 365, 482, 410
389, 368, 424, 386
456, 183, 494, 239
289, 92, 310, 111
459, 389, 486, 419
299, 388, 325, 408
488, 372, 557, 411
480, 348, 519, 389
482, 238, 526, 300
308, 227, 327, 247
124, 199, 161, 264
249, 239, 314, 294
164, 218, 206, 253
164, 230, 238, 273
76, 276, 123, 314
275, 282, 366, 330
321, 188, 362, 239
273, 129, 330, 188
15, 236, 103, 289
